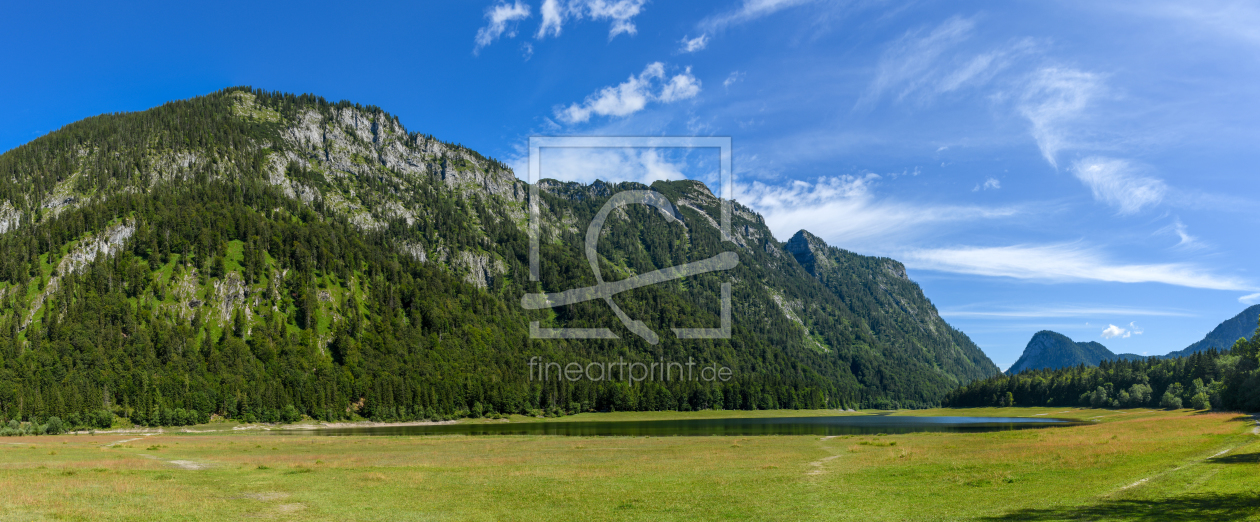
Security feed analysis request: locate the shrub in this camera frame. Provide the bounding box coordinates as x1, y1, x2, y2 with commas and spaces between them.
45, 417, 65, 435
281, 404, 301, 423
1088, 387, 1110, 408
1126, 384, 1153, 406
1190, 392, 1211, 411
1160, 392, 1183, 410
91, 410, 114, 429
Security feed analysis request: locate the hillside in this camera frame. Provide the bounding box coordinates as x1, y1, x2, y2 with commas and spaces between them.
784, 231, 997, 384
1165, 305, 1260, 359
1006, 331, 1142, 375
0, 87, 997, 426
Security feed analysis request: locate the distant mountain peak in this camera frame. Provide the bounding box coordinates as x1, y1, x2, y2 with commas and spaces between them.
784, 230, 830, 277
1007, 330, 1144, 374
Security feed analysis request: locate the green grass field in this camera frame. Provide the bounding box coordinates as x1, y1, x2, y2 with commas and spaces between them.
0, 408, 1256, 520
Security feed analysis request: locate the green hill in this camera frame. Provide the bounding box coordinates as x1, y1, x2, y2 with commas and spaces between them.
0, 87, 997, 427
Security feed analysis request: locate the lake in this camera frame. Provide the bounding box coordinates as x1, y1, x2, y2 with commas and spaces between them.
271, 415, 1083, 437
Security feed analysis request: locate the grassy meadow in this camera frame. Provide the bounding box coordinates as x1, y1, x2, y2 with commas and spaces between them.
0, 408, 1256, 520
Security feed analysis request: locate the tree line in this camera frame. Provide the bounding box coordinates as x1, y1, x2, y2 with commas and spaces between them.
944, 325, 1260, 411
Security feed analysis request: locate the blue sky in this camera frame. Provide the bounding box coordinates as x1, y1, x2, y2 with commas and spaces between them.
4, 1, 1259, 369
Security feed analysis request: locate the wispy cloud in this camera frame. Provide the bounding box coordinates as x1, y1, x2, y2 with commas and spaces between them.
1070, 157, 1167, 214
859, 16, 1037, 108
1018, 67, 1104, 168
533, 0, 647, 40
939, 306, 1194, 319
735, 174, 1021, 249
1157, 218, 1201, 250
1129, 1, 1260, 48
679, 34, 709, 53
1240, 293, 1260, 305
903, 242, 1254, 291
475, 1, 532, 54
860, 16, 976, 106
556, 62, 700, 124
699, 0, 817, 33
973, 177, 1000, 191
723, 71, 745, 88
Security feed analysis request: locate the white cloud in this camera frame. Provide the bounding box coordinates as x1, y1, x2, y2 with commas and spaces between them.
723, 71, 745, 88
902, 242, 1254, 291
1129, 321, 1144, 335
680, 34, 709, 53
973, 177, 1000, 191
734, 174, 1020, 250
537, 148, 690, 185
586, 0, 646, 38
699, 0, 817, 33
659, 67, 701, 102
1018, 67, 1104, 168
1240, 292, 1260, 304
556, 62, 701, 124
537, 0, 564, 38
534, 0, 646, 40
1101, 324, 1130, 339
1070, 157, 1167, 215
474, 1, 532, 54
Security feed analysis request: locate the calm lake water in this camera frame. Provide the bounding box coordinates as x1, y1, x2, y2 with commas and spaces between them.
272, 415, 1082, 437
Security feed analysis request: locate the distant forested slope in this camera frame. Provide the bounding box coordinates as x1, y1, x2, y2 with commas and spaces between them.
946, 323, 1260, 411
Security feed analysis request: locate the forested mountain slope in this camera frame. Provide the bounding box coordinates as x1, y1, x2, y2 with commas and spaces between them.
0, 88, 997, 427
1165, 305, 1260, 359
784, 231, 997, 383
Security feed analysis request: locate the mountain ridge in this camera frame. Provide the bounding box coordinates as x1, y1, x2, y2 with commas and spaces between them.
1165, 305, 1260, 359
0, 87, 997, 426
1008, 305, 1260, 374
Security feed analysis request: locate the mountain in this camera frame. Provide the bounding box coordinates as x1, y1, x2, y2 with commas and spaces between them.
1007, 331, 1143, 374
1164, 305, 1260, 359
784, 231, 998, 384
0, 87, 998, 426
